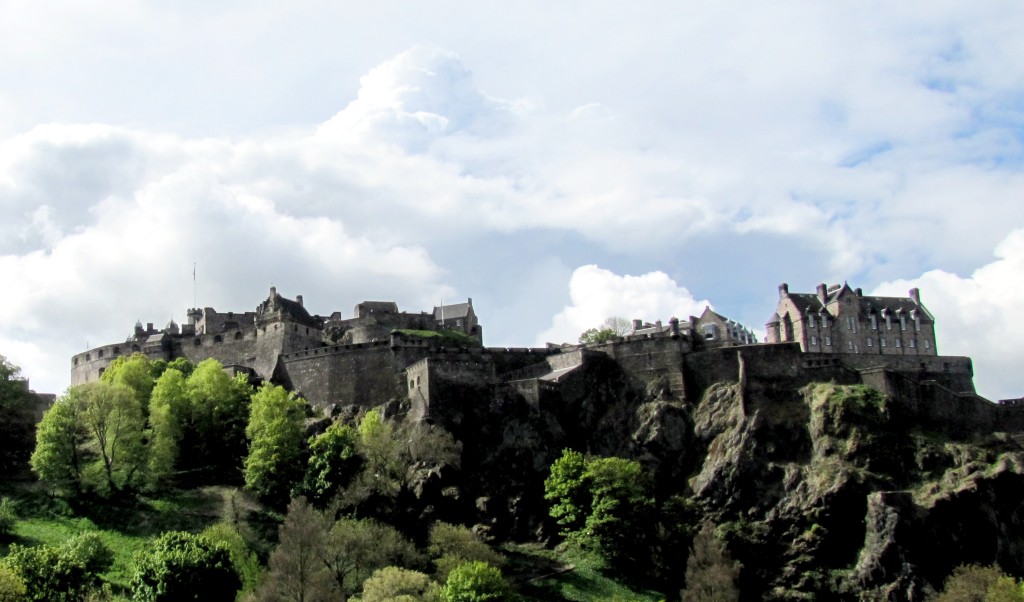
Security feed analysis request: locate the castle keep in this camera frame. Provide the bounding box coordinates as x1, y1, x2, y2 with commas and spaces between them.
72, 282, 1012, 432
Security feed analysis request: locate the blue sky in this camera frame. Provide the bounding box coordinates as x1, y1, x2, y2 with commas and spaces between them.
2, 1, 1023, 400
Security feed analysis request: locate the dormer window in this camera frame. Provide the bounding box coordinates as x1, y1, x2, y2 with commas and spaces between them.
900, 315, 907, 331
914, 316, 921, 331
885, 315, 892, 331
870, 314, 877, 330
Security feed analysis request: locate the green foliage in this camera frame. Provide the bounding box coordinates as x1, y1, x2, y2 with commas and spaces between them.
31, 382, 146, 495
361, 567, 441, 602
180, 359, 252, 481
0, 564, 26, 602
62, 532, 115, 577
100, 354, 156, 413
0, 498, 16, 539
244, 384, 307, 507
934, 565, 1024, 602
129, 530, 240, 602
428, 523, 503, 581
544, 450, 654, 569
681, 522, 740, 602
406, 424, 462, 469
301, 422, 363, 506
322, 516, 419, 596
147, 369, 189, 488
0, 354, 36, 477
200, 522, 260, 596
1, 543, 91, 602
254, 497, 338, 601
578, 317, 631, 344
395, 330, 481, 347
441, 562, 511, 602
356, 409, 405, 499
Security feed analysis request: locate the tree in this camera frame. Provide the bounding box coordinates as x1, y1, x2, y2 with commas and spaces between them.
180, 359, 252, 480
441, 562, 511, 602
0, 355, 36, 477
0, 497, 16, 539
130, 531, 240, 602
201, 523, 260, 596
1, 543, 92, 602
578, 317, 631, 345
361, 567, 441, 602
427, 523, 503, 581
76, 381, 146, 494
934, 565, 1024, 602
681, 522, 740, 602
62, 533, 114, 579
543, 450, 654, 569
100, 353, 156, 413
30, 392, 87, 493
254, 497, 338, 602
320, 517, 419, 598
301, 422, 363, 506
244, 384, 307, 507
147, 368, 189, 488
355, 410, 405, 499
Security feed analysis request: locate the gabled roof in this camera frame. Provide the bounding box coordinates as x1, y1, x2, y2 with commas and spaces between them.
434, 302, 472, 320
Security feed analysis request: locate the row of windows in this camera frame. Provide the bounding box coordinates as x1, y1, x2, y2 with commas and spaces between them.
808, 336, 931, 350
807, 314, 922, 332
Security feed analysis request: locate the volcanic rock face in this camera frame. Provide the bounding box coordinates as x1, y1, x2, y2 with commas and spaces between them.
413, 367, 1024, 600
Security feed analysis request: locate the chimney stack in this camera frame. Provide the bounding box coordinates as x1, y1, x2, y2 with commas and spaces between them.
816, 283, 828, 304
778, 283, 789, 299
909, 288, 921, 305
296, 295, 303, 307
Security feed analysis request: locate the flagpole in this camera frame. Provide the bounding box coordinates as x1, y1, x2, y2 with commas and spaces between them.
193, 262, 197, 308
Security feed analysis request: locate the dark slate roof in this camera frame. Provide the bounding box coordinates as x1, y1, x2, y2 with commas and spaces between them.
434, 302, 472, 320
785, 286, 933, 321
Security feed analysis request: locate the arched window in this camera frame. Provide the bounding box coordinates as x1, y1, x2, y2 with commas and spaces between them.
195, 338, 202, 346
235, 331, 243, 340
214, 335, 223, 343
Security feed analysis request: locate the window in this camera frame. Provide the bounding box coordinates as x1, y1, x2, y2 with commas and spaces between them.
85, 353, 91, 361
822, 315, 829, 327
915, 317, 921, 331
825, 336, 831, 346
810, 335, 817, 346
235, 331, 243, 340
113, 346, 120, 354
867, 338, 873, 347
900, 316, 907, 331
881, 338, 887, 347
848, 340, 854, 350
214, 335, 223, 343
924, 340, 930, 349
909, 339, 916, 348
98, 350, 104, 358
885, 316, 892, 331
74, 358, 79, 366
808, 314, 815, 328
195, 338, 202, 346
870, 314, 877, 330
704, 324, 716, 340
895, 339, 902, 348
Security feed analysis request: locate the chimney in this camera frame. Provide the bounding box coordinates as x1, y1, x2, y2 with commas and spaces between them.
296, 295, 303, 307
270, 286, 277, 298
855, 288, 863, 297
778, 283, 789, 299
632, 319, 643, 331
909, 288, 921, 305
816, 283, 828, 304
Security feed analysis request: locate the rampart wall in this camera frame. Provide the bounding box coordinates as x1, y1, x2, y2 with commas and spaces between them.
280, 341, 402, 409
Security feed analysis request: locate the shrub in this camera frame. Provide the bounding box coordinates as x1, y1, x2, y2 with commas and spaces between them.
442, 562, 511, 602
0, 565, 27, 602
130, 531, 240, 602
62, 533, 114, 578
0, 498, 16, 538
1, 544, 89, 602
428, 523, 503, 581
361, 566, 441, 602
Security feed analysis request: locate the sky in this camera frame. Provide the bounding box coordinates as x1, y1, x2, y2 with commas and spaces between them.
1, 1, 1023, 401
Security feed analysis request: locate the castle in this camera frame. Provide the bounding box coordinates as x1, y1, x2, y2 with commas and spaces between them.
72, 282, 1015, 432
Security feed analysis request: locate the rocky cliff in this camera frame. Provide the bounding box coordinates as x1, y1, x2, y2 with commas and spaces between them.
395, 362, 1024, 600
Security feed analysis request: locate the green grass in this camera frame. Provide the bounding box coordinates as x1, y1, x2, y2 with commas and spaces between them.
394, 329, 481, 347
503, 542, 664, 602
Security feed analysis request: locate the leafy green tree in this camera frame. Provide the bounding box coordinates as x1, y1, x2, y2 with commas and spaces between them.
301, 422, 363, 506
62, 533, 114, 579
254, 497, 338, 602
130, 531, 240, 602
30, 392, 87, 492
244, 384, 307, 507
361, 567, 441, 602
578, 317, 630, 344
441, 562, 511, 602
543, 450, 653, 569
427, 523, 503, 582
77, 381, 146, 494
0, 497, 16, 539
0, 564, 26, 602
321, 517, 419, 597
0, 355, 36, 477
201, 522, 260, 597
147, 368, 189, 488
180, 359, 252, 480
681, 522, 740, 602
100, 353, 156, 412
356, 410, 405, 498
935, 565, 1024, 602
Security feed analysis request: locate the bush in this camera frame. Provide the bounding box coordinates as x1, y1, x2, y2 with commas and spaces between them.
62, 533, 114, 578
934, 564, 1024, 602
1, 544, 90, 602
428, 523, 503, 581
0, 564, 26, 602
0, 498, 16, 538
442, 562, 511, 602
361, 566, 440, 602
130, 531, 241, 602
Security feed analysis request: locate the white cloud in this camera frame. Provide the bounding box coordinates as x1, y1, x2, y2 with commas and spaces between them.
873, 228, 1024, 401
537, 265, 712, 345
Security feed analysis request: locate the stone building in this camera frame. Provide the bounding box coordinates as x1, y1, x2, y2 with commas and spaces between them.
765, 282, 937, 355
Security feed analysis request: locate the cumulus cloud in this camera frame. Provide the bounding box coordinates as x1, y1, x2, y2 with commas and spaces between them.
537, 265, 712, 345
873, 228, 1024, 402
